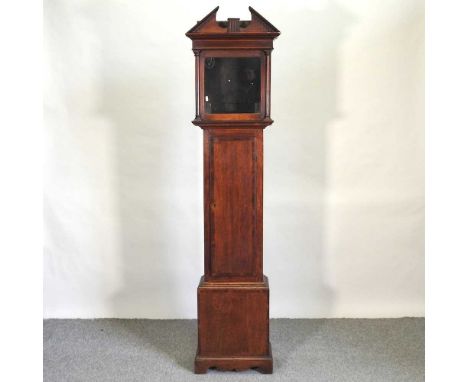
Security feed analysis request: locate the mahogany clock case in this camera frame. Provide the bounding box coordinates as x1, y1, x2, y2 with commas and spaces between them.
186, 7, 280, 374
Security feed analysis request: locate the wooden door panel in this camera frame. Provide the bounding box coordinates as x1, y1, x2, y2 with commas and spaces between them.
205, 129, 263, 280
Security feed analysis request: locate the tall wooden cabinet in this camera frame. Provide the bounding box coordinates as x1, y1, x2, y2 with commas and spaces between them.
186, 7, 280, 374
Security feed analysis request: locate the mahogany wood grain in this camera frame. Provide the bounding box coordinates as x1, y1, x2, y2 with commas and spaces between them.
204, 129, 263, 282
186, 7, 279, 374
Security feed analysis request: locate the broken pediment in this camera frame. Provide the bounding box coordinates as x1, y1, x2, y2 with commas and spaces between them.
186, 6, 280, 39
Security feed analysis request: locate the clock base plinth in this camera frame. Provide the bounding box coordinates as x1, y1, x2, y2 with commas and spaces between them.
194, 343, 273, 374
194, 276, 272, 374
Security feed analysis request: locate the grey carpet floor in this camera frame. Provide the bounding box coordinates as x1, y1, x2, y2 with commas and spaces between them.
44, 318, 424, 382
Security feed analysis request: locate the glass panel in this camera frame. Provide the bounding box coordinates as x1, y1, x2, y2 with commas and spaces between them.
204, 57, 261, 114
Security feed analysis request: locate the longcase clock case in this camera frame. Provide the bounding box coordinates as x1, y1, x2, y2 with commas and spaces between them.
186, 7, 280, 374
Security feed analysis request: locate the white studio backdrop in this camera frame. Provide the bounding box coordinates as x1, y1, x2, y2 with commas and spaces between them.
44, 0, 424, 319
